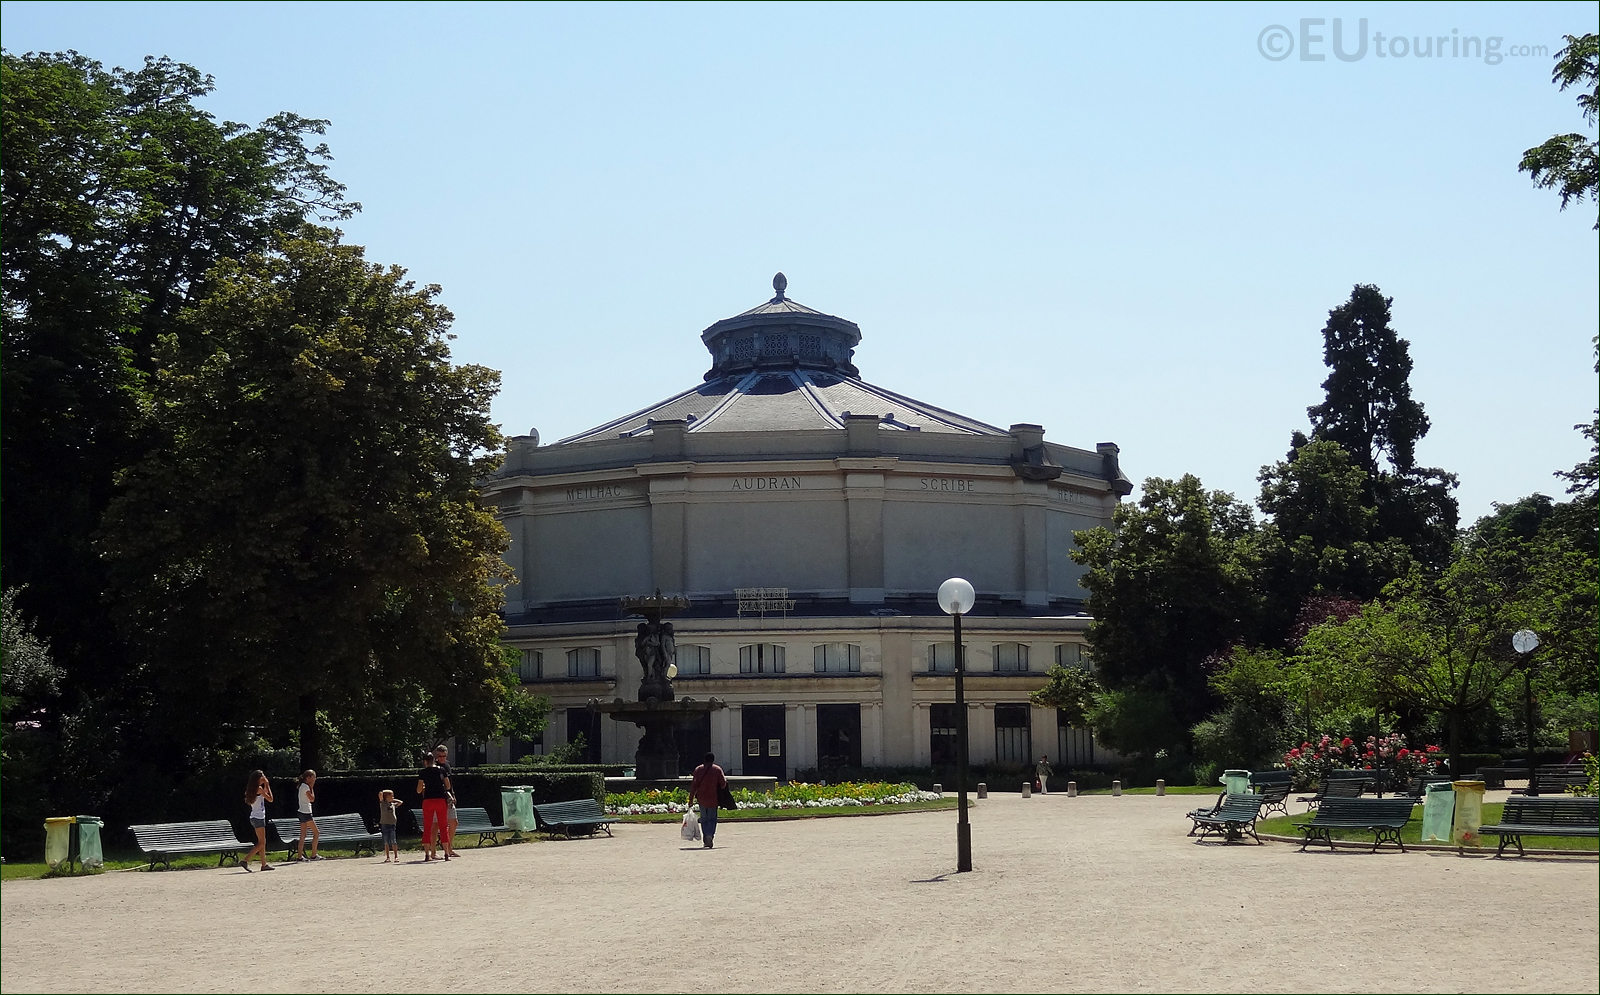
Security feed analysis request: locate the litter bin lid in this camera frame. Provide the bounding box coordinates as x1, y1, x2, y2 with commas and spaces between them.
74, 815, 103, 825
44, 817, 75, 826
1424, 782, 1453, 794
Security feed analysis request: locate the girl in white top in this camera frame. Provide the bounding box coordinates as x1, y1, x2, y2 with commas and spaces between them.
294, 770, 321, 860
244, 770, 275, 872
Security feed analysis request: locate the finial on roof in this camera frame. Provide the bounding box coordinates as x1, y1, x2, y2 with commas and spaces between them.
772, 271, 787, 301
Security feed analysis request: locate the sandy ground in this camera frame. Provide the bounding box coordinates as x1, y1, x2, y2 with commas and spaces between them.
1, 789, 1595, 994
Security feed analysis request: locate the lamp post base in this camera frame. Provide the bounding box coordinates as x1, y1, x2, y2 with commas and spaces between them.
957, 820, 972, 872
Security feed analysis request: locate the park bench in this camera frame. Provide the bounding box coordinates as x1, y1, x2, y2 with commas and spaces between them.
407, 806, 509, 846
1254, 781, 1292, 819
268, 813, 382, 859
532, 798, 619, 839
129, 820, 248, 871
1515, 764, 1591, 796
1295, 797, 1415, 853
1478, 796, 1599, 857
1295, 773, 1371, 810
1188, 794, 1268, 844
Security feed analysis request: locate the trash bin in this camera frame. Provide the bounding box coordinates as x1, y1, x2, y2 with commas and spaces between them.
1421, 782, 1454, 842
76, 816, 104, 869
501, 786, 536, 835
44, 817, 75, 870
1451, 779, 1487, 851
1220, 770, 1250, 796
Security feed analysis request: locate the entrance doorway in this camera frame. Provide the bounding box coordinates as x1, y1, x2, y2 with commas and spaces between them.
816, 704, 861, 771
676, 712, 712, 775
740, 705, 786, 778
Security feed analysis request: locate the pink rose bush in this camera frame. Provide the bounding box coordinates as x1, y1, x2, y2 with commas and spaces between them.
1282, 733, 1443, 791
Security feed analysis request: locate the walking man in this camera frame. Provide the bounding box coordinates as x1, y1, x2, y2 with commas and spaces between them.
1037, 753, 1054, 795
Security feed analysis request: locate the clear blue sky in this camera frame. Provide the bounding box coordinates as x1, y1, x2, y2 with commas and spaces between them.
5, 2, 1597, 524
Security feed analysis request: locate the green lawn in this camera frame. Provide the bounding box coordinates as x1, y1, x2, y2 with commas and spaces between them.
1256, 802, 1600, 852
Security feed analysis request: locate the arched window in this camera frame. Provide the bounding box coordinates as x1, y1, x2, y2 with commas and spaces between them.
738, 643, 785, 674
994, 642, 1030, 673
679, 645, 712, 676
566, 646, 601, 678
813, 643, 861, 674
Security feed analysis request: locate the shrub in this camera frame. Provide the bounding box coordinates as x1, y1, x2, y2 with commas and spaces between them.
1281, 733, 1442, 790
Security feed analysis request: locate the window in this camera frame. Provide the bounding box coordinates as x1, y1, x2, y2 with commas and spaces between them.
1056, 643, 1089, 670
517, 649, 542, 682
739, 643, 785, 674
679, 645, 711, 676
927, 642, 957, 673
732, 337, 754, 360
994, 642, 1030, 673
813, 643, 861, 673
995, 703, 1032, 764
566, 646, 600, 678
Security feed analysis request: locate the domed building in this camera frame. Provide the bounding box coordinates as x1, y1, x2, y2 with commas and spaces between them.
480, 275, 1131, 778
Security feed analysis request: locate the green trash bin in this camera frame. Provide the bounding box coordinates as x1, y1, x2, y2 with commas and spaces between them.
76, 816, 104, 869
44, 817, 75, 870
1220, 770, 1250, 796
1420, 782, 1454, 842
501, 786, 536, 836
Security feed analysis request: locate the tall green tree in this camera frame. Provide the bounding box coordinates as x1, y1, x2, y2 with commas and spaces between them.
1296, 284, 1459, 570
98, 227, 511, 770
1519, 33, 1599, 228
1071, 475, 1260, 753
2, 51, 356, 705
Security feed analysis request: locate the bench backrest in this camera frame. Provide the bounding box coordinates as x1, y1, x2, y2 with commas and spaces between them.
1324, 777, 1369, 799
1249, 770, 1292, 788
1325, 769, 1372, 781
1315, 797, 1414, 823
1214, 795, 1267, 821
1535, 765, 1592, 792
453, 807, 500, 830
534, 798, 605, 821
1500, 796, 1599, 828
130, 820, 243, 850
1257, 782, 1291, 803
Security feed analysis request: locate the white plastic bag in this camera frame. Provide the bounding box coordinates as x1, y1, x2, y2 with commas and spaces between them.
681, 805, 702, 841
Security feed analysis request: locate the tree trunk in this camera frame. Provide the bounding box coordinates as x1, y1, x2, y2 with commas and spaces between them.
298, 693, 322, 772
1446, 710, 1462, 778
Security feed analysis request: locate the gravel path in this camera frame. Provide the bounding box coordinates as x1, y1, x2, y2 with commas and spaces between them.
2, 790, 1595, 993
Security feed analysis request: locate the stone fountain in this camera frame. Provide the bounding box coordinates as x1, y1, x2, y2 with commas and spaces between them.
589, 591, 726, 780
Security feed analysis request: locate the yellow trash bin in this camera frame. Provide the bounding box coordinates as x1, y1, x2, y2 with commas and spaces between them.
1451, 780, 1487, 851
44, 816, 76, 869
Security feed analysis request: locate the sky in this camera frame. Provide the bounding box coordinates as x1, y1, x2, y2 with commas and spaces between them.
4, 1, 1597, 524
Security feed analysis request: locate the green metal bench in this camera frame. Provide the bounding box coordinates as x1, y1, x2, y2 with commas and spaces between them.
1188, 794, 1268, 844
533, 798, 620, 839
407, 806, 508, 846
1295, 797, 1414, 852
1479, 796, 1598, 857
1295, 773, 1371, 810
268, 813, 382, 859
129, 820, 248, 871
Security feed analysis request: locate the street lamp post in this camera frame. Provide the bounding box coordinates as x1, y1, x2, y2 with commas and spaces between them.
939, 577, 976, 873
1512, 629, 1539, 794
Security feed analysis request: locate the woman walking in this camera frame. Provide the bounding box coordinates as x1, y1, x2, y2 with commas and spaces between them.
293, 769, 322, 860
243, 770, 275, 872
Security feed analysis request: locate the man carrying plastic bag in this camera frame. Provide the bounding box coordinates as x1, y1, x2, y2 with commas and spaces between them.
681, 804, 702, 842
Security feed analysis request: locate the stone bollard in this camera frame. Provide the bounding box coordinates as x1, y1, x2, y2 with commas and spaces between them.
1022, 781, 1032, 798
933, 783, 942, 795
1112, 780, 1122, 796
977, 782, 987, 799
1156, 779, 1166, 796
1067, 781, 1078, 797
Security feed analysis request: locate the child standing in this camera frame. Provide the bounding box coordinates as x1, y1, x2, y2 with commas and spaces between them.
294, 769, 322, 860
377, 789, 402, 862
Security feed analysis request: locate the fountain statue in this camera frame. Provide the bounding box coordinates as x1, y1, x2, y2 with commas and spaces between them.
590, 591, 726, 780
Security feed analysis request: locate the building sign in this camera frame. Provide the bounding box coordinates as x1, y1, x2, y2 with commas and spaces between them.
918, 477, 977, 493
736, 587, 795, 617
730, 476, 803, 491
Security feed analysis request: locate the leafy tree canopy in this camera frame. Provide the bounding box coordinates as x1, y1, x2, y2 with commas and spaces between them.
1519, 33, 1599, 228
97, 226, 510, 769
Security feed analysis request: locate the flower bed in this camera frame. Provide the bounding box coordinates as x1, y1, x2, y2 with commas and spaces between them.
605, 781, 941, 815
1282, 733, 1442, 791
